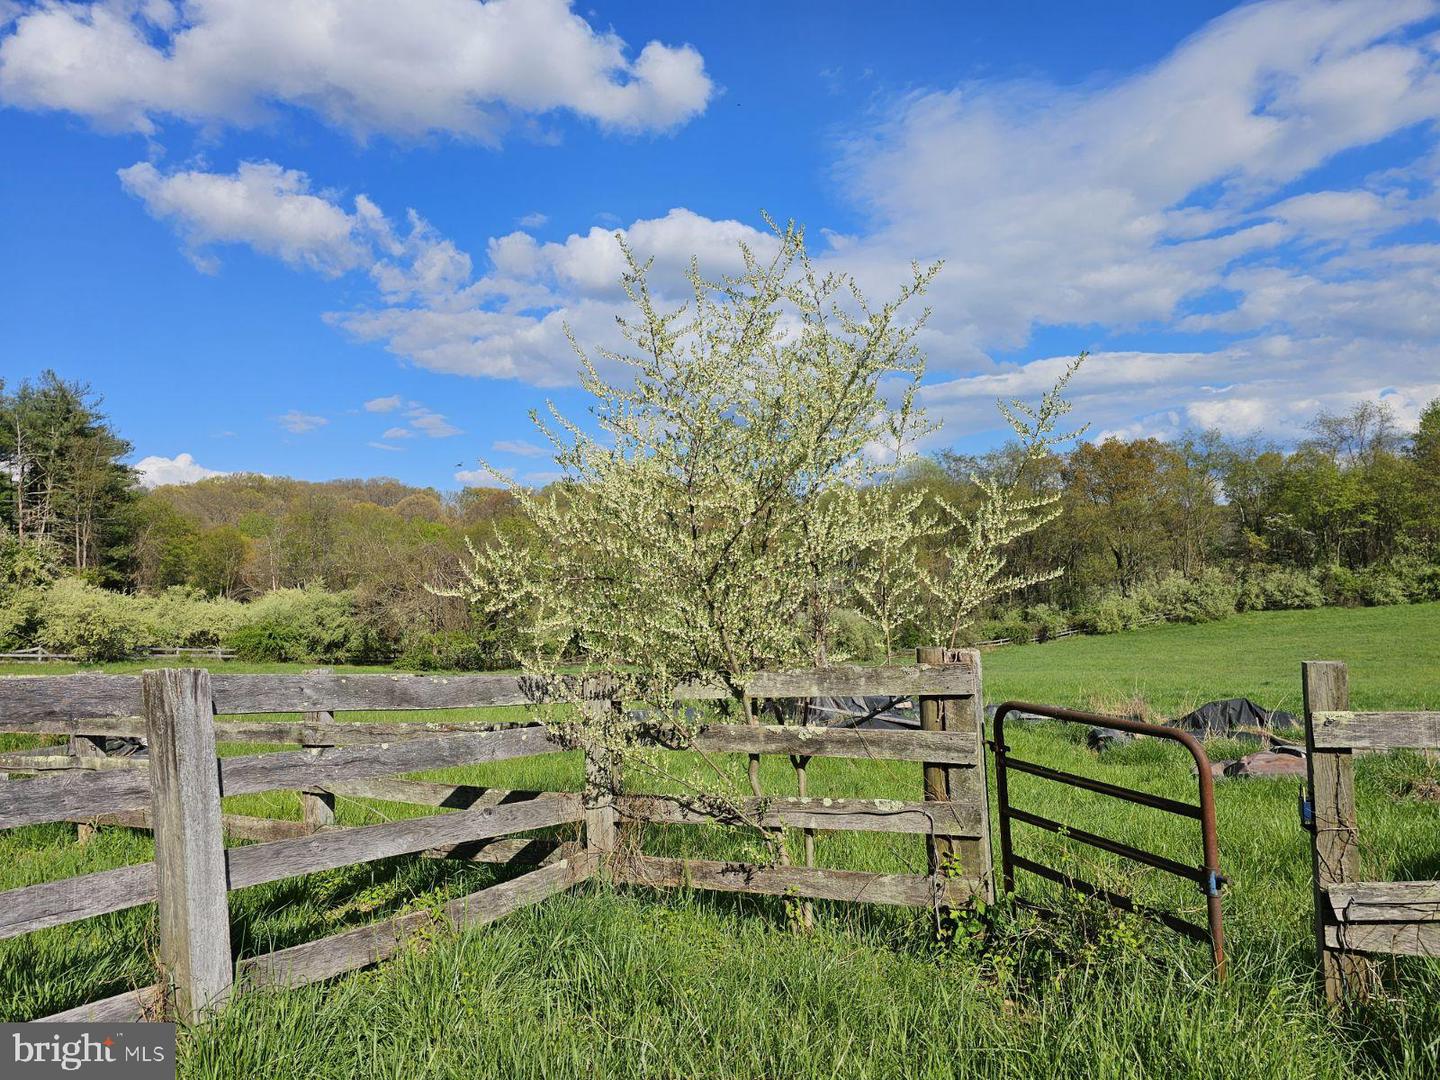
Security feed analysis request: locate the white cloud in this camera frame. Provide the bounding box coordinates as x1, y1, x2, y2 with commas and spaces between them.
112, 1, 1440, 442
492, 438, 547, 456
405, 405, 461, 438
277, 409, 328, 433
0, 0, 713, 141
364, 394, 403, 412
119, 161, 368, 274
134, 451, 225, 488
517, 212, 549, 229
382, 426, 415, 439
828, 0, 1440, 359
368, 441, 405, 452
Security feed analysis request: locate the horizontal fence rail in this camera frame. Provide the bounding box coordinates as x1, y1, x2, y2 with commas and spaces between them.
0, 726, 562, 829
0, 795, 583, 940
1308, 710, 1440, 751
0, 661, 978, 723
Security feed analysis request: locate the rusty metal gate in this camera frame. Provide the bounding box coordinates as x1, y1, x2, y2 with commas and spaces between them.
990, 701, 1227, 977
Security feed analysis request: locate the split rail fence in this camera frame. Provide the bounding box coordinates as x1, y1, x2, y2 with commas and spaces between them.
0, 650, 989, 1024
1303, 660, 1440, 1004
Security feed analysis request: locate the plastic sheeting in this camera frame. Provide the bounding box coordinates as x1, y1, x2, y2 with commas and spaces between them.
1171, 697, 1297, 739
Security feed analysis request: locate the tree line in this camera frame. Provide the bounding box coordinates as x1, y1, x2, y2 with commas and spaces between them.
2, 369, 1437, 667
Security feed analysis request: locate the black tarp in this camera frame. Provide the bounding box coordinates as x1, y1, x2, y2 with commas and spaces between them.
1171, 697, 1296, 739
773, 696, 919, 730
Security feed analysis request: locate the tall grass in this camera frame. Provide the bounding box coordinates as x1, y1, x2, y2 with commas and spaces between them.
1, 603, 1438, 1076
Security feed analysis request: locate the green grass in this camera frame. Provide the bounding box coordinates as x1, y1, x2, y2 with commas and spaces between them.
3, 604, 1440, 1077
983, 601, 1440, 717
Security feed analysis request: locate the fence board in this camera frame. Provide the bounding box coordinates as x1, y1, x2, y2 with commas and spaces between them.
612, 855, 981, 908
320, 777, 555, 809
40, 984, 164, 1023
64, 809, 313, 843
687, 723, 976, 764
423, 836, 578, 866
0, 751, 144, 772
1328, 881, 1440, 923
1325, 922, 1440, 957
0, 716, 529, 745
1310, 711, 1440, 751
0, 861, 156, 939
0, 674, 142, 722
239, 855, 596, 989
614, 794, 983, 837
0, 795, 582, 939
0, 726, 563, 828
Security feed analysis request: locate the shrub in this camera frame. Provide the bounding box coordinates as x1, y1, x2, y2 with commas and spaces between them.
139, 586, 246, 647
1354, 567, 1409, 607
0, 587, 43, 651
1318, 563, 1363, 606
227, 587, 392, 663
1237, 567, 1324, 611
35, 577, 155, 661
1077, 593, 1145, 634
1024, 603, 1071, 641
1147, 569, 1238, 623
396, 631, 492, 672
830, 608, 885, 663
1387, 551, 1440, 602
978, 610, 1036, 644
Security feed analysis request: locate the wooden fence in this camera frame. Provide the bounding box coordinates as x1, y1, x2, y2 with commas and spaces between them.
0, 651, 988, 1024
0, 645, 238, 663
1303, 660, 1440, 1004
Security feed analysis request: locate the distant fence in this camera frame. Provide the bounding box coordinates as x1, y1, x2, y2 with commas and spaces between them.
973, 613, 1168, 649
1302, 660, 1440, 1004
0, 651, 989, 1023
0, 646, 238, 663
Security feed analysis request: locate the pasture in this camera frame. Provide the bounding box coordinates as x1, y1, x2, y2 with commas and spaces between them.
2, 603, 1438, 1078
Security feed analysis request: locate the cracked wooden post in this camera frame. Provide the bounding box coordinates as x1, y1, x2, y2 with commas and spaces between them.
917, 646, 954, 876
1303, 660, 1376, 1004
583, 696, 621, 865
949, 648, 994, 903
299, 711, 337, 831
143, 667, 233, 1022
918, 647, 994, 904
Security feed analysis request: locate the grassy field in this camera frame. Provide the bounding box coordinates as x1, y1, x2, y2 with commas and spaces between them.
2, 603, 1438, 1078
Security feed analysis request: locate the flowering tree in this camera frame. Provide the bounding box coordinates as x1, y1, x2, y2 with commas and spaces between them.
451, 220, 937, 698
923, 356, 1088, 648
442, 219, 1083, 819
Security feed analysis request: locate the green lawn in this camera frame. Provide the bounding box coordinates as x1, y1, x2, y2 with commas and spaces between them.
982, 601, 1440, 717
2, 603, 1439, 1078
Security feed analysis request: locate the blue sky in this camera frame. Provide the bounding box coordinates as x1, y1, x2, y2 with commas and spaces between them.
1, 0, 1438, 490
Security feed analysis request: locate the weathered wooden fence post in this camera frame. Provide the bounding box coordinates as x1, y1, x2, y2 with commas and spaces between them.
918, 646, 995, 902
143, 667, 233, 1022
583, 696, 621, 862
1302, 660, 1376, 1004
950, 648, 994, 904
299, 710, 337, 831
917, 646, 954, 876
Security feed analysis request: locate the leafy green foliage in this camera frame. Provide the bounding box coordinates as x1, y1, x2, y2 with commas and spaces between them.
227, 587, 389, 664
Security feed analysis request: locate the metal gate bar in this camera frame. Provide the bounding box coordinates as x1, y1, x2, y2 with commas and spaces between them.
991, 700, 1227, 977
